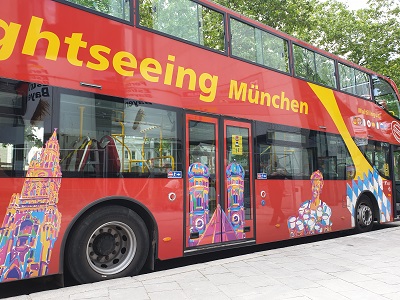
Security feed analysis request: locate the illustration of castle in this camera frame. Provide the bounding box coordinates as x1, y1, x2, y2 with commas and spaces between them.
0, 129, 62, 282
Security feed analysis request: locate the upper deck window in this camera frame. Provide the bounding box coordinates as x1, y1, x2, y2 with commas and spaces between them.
64, 0, 131, 21
230, 18, 289, 73
293, 44, 336, 88
373, 76, 400, 118
338, 63, 371, 99
139, 0, 225, 52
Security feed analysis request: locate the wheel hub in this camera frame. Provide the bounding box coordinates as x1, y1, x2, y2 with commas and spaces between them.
86, 222, 137, 275
92, 233, 116, 256
357, 204, 372, 227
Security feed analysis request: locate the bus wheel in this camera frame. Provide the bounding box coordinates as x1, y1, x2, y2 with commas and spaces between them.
355, 196, 374, 233
66, 206, 149, 284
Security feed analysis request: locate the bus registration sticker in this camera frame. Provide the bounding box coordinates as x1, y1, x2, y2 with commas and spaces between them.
257, 173, 267, 179
168, 171, 182, 178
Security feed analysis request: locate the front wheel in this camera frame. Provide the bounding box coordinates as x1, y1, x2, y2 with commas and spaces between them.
355, 196, 374, 233
66, 206, 149, 284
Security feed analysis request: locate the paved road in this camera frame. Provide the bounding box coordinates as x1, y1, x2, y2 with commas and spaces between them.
3, 222, 400, 300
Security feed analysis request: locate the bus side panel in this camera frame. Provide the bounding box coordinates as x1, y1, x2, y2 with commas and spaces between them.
57, 178, 184, 261
255, 179, 352, 244
0, 177, 184, 280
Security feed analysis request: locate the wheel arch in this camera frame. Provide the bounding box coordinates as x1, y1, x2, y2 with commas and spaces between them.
59, 196, 158, 279
357, 191, 380, 222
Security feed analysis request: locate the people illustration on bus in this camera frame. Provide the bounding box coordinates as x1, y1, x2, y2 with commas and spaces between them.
287, 170, 332, 237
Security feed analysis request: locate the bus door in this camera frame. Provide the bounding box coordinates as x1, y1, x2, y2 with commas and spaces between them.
185, 114, 254, 249
392, 145, 400, 218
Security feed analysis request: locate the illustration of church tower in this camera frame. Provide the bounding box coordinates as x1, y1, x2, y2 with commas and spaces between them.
0, 129, 62, 282
188, 162, 210, 247
226, 162, 245, 239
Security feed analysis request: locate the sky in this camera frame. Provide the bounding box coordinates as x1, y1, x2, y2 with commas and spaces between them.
337, 0, 369, 10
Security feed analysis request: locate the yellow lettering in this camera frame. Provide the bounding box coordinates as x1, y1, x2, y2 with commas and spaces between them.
164, 55, 175, 86
280, 92, 290, 110
0, 19, 21, 60
64, 33, 87, 67
248, 84, 259, 104
140, 57, 162, 83
291, 99, 299, 112
272, 95, 280, 108
260, 91, 271, 106
199, 73, 218, 103
229, 80, 247, 101
113, 51, 137, 76
300, 101, 309, 114
87, 45, 111, 71
176, 67, 196, 90
22, 16, 60, 61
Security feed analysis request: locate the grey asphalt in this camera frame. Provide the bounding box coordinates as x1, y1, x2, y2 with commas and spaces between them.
4, 222, 400, 300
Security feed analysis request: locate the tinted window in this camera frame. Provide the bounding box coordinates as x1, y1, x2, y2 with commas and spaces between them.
293, 45, 336, 88
357, 140, 390, 179
0, 79, 53, 177
255, 123, 353, 180
231, 18, 289, 73
65, 0, 131, 21
59, 91, 181, 177
339, 63, 371, 99
373, 76, 400, 118
139, 0, 225, 52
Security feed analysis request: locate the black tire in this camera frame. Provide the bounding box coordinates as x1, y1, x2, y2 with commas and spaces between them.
66, 205, 149, 284
355, 196, 374, 233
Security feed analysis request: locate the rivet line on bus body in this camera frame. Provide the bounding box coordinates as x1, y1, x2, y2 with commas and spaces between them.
80, 82, 102, 89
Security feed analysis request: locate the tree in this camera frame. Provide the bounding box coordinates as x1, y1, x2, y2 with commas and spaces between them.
213, 0, 400, 87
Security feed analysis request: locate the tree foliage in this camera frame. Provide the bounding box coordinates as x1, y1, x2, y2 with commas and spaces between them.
213, 0, 400, 88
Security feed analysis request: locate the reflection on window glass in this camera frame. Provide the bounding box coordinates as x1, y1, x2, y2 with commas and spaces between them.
373, 76, 400, 118
231, 18, 289, 73
293, 45, 315, 82
256, 123, 353, 180
315, 133, 353, 180
59, 93, 180, 177
293, 45, 336, 88
65, 0, 131, 21
339, 63, 371, 99
226, 125, 251, 219
231, 19, 257, 62
189, 121, 216, 215
357, 140, 390, 178
139, 0, 225, 51
0, 79, 53, 177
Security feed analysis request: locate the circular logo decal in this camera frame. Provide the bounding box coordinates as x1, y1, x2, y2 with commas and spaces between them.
392, 121, 400, 143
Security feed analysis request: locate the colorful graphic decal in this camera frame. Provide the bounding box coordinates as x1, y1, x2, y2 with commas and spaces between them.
188, 162, 210, 247
347, 169, 391, 225
188, 162, 245, 246
226, 162, 245, 239
0, 130, 62, 282
309, 83, 392, 223
288, 170, 332, 237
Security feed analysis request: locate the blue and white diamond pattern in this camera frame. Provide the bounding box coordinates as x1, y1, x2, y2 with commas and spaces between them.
347, 169, 391, 227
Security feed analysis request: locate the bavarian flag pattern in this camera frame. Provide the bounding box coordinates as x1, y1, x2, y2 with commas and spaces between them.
347, 168, 391, 226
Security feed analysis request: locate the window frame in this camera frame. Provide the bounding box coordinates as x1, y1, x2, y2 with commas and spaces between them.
292, 43, 337, 89
54, 0, 134, 24
338, 62, 373, 101
229, 16, 291, 75
136, 0, 228, 55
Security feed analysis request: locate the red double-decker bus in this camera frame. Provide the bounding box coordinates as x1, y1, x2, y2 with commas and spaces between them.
1, 0, 400, 285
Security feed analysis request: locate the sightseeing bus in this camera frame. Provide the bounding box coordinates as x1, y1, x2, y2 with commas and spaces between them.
1, 0, 400, 285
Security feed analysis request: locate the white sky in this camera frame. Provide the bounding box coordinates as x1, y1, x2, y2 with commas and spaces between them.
337, 0, 369, 10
